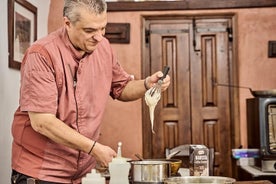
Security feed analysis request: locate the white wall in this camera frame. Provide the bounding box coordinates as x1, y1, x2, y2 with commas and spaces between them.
0, 0, 50, 183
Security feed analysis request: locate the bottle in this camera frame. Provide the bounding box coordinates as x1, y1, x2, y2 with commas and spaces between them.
82, 169, 105, 184
109, 142, 130, 184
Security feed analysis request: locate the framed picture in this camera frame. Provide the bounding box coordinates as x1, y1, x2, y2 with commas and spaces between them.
8, 0, 37, 70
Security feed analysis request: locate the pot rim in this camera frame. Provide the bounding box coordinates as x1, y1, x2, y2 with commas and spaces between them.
131, 160, 171, 165
164, 176, 236, 183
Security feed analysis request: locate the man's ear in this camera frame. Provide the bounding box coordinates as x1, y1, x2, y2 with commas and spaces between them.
63, 17, 71, 27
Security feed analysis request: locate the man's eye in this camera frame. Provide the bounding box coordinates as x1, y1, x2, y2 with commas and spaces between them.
84, 29, 96, 33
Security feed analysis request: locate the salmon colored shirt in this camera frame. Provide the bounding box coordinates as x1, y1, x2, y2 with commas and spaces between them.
11, 27, 131, 183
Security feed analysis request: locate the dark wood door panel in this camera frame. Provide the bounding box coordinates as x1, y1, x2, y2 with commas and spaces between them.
143, 16, 237, 178
143, 21, 192, 158
191, 18, 233, 176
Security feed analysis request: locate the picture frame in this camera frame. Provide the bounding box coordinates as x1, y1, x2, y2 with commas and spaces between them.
8, 0, 37, 70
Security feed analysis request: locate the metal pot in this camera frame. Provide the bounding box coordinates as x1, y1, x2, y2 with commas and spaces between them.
131, 160, 171, 183
134, 153, 182, 176
149, 159, 182, 176
250, 89, 276, 97
214, 82, 276, 97
163, 176, 236, 184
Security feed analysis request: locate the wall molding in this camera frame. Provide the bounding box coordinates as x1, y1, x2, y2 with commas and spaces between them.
107, 0, 276, 11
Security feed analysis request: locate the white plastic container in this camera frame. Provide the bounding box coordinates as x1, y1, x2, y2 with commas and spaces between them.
82, 169, 105, 184
109, 142, 130, 184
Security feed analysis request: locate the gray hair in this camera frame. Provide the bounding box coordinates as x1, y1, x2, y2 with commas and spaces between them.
63, 0, 107, 24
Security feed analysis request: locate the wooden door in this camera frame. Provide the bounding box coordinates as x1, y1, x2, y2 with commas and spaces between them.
191, 18, 233, 176
142, 16, 237, 177
142, 19, 193, 158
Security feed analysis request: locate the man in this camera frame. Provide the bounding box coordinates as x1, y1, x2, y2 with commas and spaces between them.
11, 0, 170, 183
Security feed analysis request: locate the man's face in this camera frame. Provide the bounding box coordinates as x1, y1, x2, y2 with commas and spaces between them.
65, 9, 107, 54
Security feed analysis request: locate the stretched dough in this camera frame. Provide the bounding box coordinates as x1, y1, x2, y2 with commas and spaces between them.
144, 88, 161, 134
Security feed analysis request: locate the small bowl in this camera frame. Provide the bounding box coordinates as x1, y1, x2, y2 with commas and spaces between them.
134, 157, 183, 176
168, 159, 182, 175
151, 159, 182, 175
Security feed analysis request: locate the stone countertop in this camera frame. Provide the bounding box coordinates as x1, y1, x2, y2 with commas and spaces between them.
235, 181, 273, 184
240, 165, 276, 176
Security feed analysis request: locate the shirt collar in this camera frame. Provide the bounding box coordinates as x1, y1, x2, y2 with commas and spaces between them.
61, 26, 88, 61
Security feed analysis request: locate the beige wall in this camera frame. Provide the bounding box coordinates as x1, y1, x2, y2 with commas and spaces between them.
48, 1, 276, 159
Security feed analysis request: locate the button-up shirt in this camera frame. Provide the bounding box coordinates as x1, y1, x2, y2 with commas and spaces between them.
11, 27, 131, 183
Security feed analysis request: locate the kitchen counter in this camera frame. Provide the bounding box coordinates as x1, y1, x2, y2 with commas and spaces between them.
235, 181, 273, 184
106, 179, 273, 184
105, 167, 275, 184
237, 165, 276, 183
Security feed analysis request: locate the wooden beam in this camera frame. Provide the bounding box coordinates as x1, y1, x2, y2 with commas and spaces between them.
107, 0, 276, 12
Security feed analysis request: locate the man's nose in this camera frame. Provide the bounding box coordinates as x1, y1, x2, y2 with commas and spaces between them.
93, 33, 103, 42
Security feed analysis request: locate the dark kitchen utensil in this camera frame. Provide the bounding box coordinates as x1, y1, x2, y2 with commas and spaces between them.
134, 153, 143, 161
149, 66, 170, 96
166, 150, 181, 159
214, 82, 276, 97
